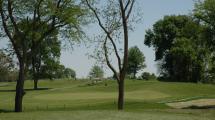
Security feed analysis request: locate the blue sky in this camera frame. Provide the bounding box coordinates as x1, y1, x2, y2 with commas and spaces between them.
0, 0, 195, 78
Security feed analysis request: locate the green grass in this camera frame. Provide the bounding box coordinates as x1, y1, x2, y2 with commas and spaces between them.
1, 110, 215, 120
0, 79, 215, 120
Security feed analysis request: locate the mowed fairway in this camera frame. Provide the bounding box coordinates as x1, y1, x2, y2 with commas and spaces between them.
0, 80, 215, 120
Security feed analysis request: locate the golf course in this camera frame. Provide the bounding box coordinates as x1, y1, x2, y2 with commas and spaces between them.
1, 0, 215, 119
0, 79, 215, 120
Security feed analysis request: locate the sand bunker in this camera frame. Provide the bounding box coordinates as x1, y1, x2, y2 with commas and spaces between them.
167, 99, 215, 109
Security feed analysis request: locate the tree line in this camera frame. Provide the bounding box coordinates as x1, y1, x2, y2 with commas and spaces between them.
0, 49, 76, 82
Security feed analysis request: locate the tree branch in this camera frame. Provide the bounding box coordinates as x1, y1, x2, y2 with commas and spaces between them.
125, 0, 135, 21
103, 36, 120, 83
0, 1, 21, 59
7, 0, 21, 35
124, 0, 131, 12
85, 0, 122, 71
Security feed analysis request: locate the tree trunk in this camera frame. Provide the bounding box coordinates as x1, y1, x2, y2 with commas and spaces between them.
34, 78, 38, 90
133, 70, 137, 79
32, 54, 41, 90
32, 60, 38, 90
118, 78, 125, 110
15, 60, 25, 112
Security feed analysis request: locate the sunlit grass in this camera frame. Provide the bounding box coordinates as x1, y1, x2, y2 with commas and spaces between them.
0, 79, 215, 120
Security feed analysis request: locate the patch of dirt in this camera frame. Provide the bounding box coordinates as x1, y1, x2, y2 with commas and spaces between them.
167, 99, 215, 109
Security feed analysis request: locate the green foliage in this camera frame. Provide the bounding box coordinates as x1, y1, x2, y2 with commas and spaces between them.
194, 0, 215, 28
39, 64, 77, 80
145, 15, 196, 60
194, 0, 215, 50
127, 46, 146, 79
0, 50, 17, 82
194, 0, 215, 83
145, 15, 210, 83
164, 38, 203, 82
64, 68, 76, 79
40, 62, 63, 80
89, 65, 104, 79
141, 72, 157, 80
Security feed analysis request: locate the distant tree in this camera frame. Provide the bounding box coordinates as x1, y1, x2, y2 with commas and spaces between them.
127, 46, 146, 79
64, 68, 76, 79
89, 65, 104, 79
141, 72, 150, 80
141, 72, 156, 80
40, 62, 64, 80
0, 50, 15, 81
30, 29, 61, 90
151, 73, 157, 80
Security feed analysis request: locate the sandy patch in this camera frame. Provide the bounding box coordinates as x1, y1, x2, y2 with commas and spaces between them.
167, 99, 215, 109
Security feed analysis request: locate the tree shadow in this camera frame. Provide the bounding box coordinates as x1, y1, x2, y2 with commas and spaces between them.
183, 105, 215, 109
0, 88, 52, 92
0, 109, 14, 113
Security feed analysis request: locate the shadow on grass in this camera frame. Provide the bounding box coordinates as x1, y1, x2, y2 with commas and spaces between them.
0, 109, 14, 113
183, 105, 215, 109
0, 88, 52, 92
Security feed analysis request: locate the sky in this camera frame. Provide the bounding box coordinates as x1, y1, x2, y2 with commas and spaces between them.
0, 0, 195, 78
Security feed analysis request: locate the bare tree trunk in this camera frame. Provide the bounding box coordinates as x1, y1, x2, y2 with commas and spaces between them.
32, 52, 41, 90
15, 60, 25, 112
34, 79, 38, 90
118, 78, 125, 110
33, 65, 39, 90
32, 58, 38, 90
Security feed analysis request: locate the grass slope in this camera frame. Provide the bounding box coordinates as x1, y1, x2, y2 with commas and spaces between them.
0, 80, 215, 120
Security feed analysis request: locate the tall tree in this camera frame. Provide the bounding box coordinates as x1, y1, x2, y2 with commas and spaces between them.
144, 15, 209, 82
84, 0, 139, 110
39, 61, 62, 80
127, 46, 146, 79
0, 0, 86, 112
31, 31, 61, 90
31, 26, 60, 89
16, 19, 61, 90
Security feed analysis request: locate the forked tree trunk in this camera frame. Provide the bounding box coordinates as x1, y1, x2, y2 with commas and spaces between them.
15, 60, 25, 112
